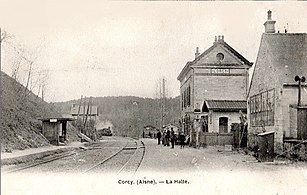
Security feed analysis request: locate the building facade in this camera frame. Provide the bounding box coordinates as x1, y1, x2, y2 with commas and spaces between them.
177, 36, 252, 146
248, 10, 307, 154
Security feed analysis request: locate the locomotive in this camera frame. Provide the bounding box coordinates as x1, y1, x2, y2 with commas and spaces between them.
97, 127, 112, 137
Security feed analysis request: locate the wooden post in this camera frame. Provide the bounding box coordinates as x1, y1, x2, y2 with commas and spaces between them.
83, 96, 86, 124
84, 97, 90, 136
77, 95, 83, 120
89, 96, 92, 121
162, 77, 165, 129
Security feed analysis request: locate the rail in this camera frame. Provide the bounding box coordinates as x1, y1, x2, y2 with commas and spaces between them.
3, 136, 145, 174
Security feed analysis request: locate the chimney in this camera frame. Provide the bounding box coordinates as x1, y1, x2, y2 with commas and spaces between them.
264, 10, 276, 33
215, 35, 224, 42
195, 47, 200, 59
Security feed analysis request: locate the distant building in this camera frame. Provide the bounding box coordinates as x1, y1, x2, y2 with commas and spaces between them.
71, 104, 99, 121
143, 125, 156, 138
177, 35, 252, 146
248, 10, 307, 153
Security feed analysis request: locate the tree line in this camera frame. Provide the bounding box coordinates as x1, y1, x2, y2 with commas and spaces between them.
55, 96, 181, 137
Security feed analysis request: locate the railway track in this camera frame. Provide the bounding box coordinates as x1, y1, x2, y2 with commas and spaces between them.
3, 137, 145, 174
117, 140, 145, 174
3, 150, 79, 174
84, 138, 145, 174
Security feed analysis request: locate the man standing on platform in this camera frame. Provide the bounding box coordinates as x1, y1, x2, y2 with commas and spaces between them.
157, 130, 162, 145
170, 128, 175, 149
166, 129, 170, 146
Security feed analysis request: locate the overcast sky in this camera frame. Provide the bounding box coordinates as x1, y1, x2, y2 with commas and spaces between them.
1, 1, 307, 102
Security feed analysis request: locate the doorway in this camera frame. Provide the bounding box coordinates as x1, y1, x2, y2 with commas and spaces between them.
219, 117, 228, 133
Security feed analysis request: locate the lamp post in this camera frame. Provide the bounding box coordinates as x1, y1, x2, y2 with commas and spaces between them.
294, 75, 306, 106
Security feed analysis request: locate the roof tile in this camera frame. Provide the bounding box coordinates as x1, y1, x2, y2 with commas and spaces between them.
202, 100, 247, 112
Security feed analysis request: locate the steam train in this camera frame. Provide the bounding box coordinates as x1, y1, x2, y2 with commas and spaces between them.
98, 127, 112, 136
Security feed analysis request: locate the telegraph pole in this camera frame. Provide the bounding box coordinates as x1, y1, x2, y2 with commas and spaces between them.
161, 77, 166, 130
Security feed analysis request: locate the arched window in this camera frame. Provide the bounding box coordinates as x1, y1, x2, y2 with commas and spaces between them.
219, 117, 228, 133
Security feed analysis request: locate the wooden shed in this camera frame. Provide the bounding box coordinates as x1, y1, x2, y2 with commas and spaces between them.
38, 117, 74, 145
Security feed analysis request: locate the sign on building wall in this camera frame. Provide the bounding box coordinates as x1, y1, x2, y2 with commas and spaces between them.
211, 68, 230, 74
250, 89, 275, 126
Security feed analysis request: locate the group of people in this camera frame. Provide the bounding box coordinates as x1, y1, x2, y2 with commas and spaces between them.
156, 129, 186, 149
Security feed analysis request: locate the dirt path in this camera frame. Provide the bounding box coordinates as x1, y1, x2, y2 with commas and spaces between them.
136, 139, 307, 194
2, 138, 307, 195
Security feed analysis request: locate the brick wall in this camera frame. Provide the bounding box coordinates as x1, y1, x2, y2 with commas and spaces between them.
194, 70, 248, 101
180, 69, 194, 118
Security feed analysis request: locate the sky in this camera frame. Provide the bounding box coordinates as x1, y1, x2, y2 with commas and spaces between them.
1, 1, 307, 102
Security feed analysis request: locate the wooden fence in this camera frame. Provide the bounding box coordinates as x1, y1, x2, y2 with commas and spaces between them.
199, 133, 233, 146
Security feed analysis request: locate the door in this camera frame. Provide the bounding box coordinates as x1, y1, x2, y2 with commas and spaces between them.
219, 117, 228, 133
297, 108, 307, 140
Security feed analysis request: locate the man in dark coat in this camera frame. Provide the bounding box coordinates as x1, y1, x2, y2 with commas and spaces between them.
157, 130, 162, 145
179, 132, 185, 149
170, 129, 175, 149
166, 129, 170, 146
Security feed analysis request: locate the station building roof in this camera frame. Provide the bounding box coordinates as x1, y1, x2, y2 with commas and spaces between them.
38, 117, 75, 122
71, 105, 98, 115
202, 100, 247, 112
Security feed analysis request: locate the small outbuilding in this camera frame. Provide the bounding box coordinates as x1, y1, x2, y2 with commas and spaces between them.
38, 117, 74, 145
71, 104, 99, 121
143, 125, 157, 138
202, 100, 247, 133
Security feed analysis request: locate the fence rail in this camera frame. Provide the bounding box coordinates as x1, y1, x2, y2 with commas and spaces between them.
200, 133, 233, 146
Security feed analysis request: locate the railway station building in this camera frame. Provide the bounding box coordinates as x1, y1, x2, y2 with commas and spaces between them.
71, 104, 99, 121
177, 35, 252, 147
247, 10, 307, 154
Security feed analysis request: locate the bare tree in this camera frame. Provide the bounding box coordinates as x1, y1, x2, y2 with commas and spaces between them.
2, 31, 49, 102
35, 69, 49, 101
0, 30, 13, 43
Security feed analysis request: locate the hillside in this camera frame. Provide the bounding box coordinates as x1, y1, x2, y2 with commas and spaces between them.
1, 72, 79, 152
55, 96, 181, 137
